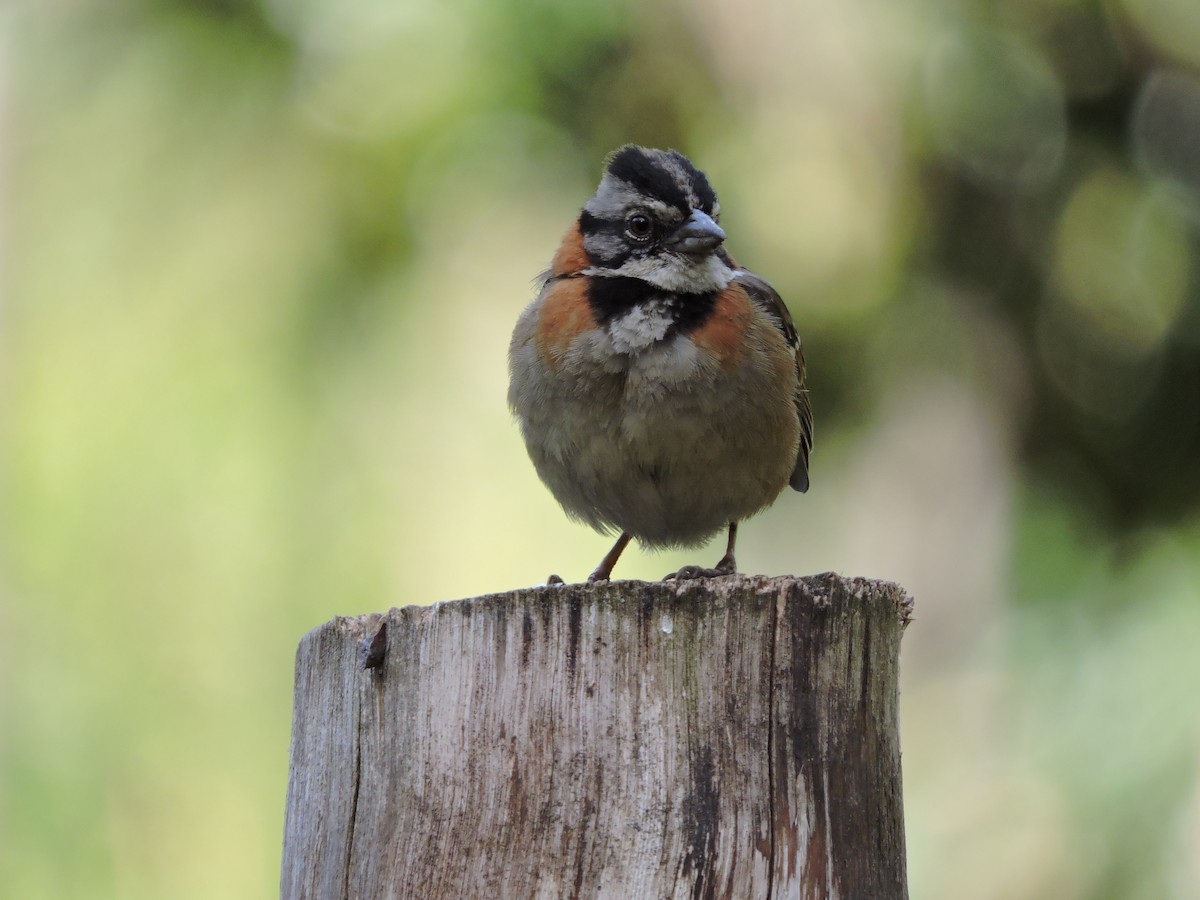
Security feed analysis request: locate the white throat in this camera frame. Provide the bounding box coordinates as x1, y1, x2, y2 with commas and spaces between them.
588, 253, 732, 294
608, 298, 678, 353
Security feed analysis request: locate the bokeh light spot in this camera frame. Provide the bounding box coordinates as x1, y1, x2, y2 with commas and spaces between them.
1053, 168, 1190, 354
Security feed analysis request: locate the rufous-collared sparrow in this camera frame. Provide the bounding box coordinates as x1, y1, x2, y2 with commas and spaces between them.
508, 145, 811, 582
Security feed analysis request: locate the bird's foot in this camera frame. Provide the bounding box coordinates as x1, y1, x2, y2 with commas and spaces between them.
546, 574, 565, 586
663, 555, 737, 582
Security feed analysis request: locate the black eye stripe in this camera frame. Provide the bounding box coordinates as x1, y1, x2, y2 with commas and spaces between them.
579, 209, 622, 237
578, 210, 659, 268
576, 212, 631, 267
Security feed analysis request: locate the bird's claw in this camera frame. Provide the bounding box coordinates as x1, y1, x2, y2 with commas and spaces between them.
663, 560, 736, 582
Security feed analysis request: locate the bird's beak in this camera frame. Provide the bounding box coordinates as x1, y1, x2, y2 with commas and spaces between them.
665, 210, 726, 254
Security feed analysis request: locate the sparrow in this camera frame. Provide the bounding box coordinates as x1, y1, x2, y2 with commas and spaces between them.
508, 145, 811, 582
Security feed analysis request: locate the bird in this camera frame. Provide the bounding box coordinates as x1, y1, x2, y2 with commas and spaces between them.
507, 145, 811, 583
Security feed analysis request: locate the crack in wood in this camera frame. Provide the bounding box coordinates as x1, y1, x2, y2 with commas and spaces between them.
342, 667, 363, 900
765, 583, 780, 899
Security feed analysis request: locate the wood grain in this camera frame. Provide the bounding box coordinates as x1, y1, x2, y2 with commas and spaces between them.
280, 573, 912, 899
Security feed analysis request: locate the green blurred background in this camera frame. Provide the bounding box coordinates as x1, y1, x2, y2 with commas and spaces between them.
4, 0, 1200, 897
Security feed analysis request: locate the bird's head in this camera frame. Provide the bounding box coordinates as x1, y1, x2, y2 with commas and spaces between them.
578, 146, 733, 294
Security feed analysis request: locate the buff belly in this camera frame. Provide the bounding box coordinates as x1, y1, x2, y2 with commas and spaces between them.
509, 311, 799, 548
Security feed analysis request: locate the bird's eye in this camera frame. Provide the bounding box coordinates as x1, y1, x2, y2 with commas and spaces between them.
625, 213, 653, 241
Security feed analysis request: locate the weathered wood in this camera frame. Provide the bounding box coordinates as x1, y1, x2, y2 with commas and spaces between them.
281, 573, 912, 900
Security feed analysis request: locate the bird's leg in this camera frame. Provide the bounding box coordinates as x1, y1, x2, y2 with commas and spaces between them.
713, 521, 738, 574
588, 532, 632, 583
664, 522, 739, 581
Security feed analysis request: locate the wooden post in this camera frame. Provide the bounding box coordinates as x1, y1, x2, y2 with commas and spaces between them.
280, 573, 913, 899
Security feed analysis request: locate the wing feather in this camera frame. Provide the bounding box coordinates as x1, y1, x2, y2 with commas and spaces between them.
733, 271, 812, 493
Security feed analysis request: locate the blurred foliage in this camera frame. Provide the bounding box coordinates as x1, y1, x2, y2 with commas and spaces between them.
2, 0, 1199, 898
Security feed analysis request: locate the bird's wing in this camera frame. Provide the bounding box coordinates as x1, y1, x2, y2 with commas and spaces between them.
733, 270, 812, 493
